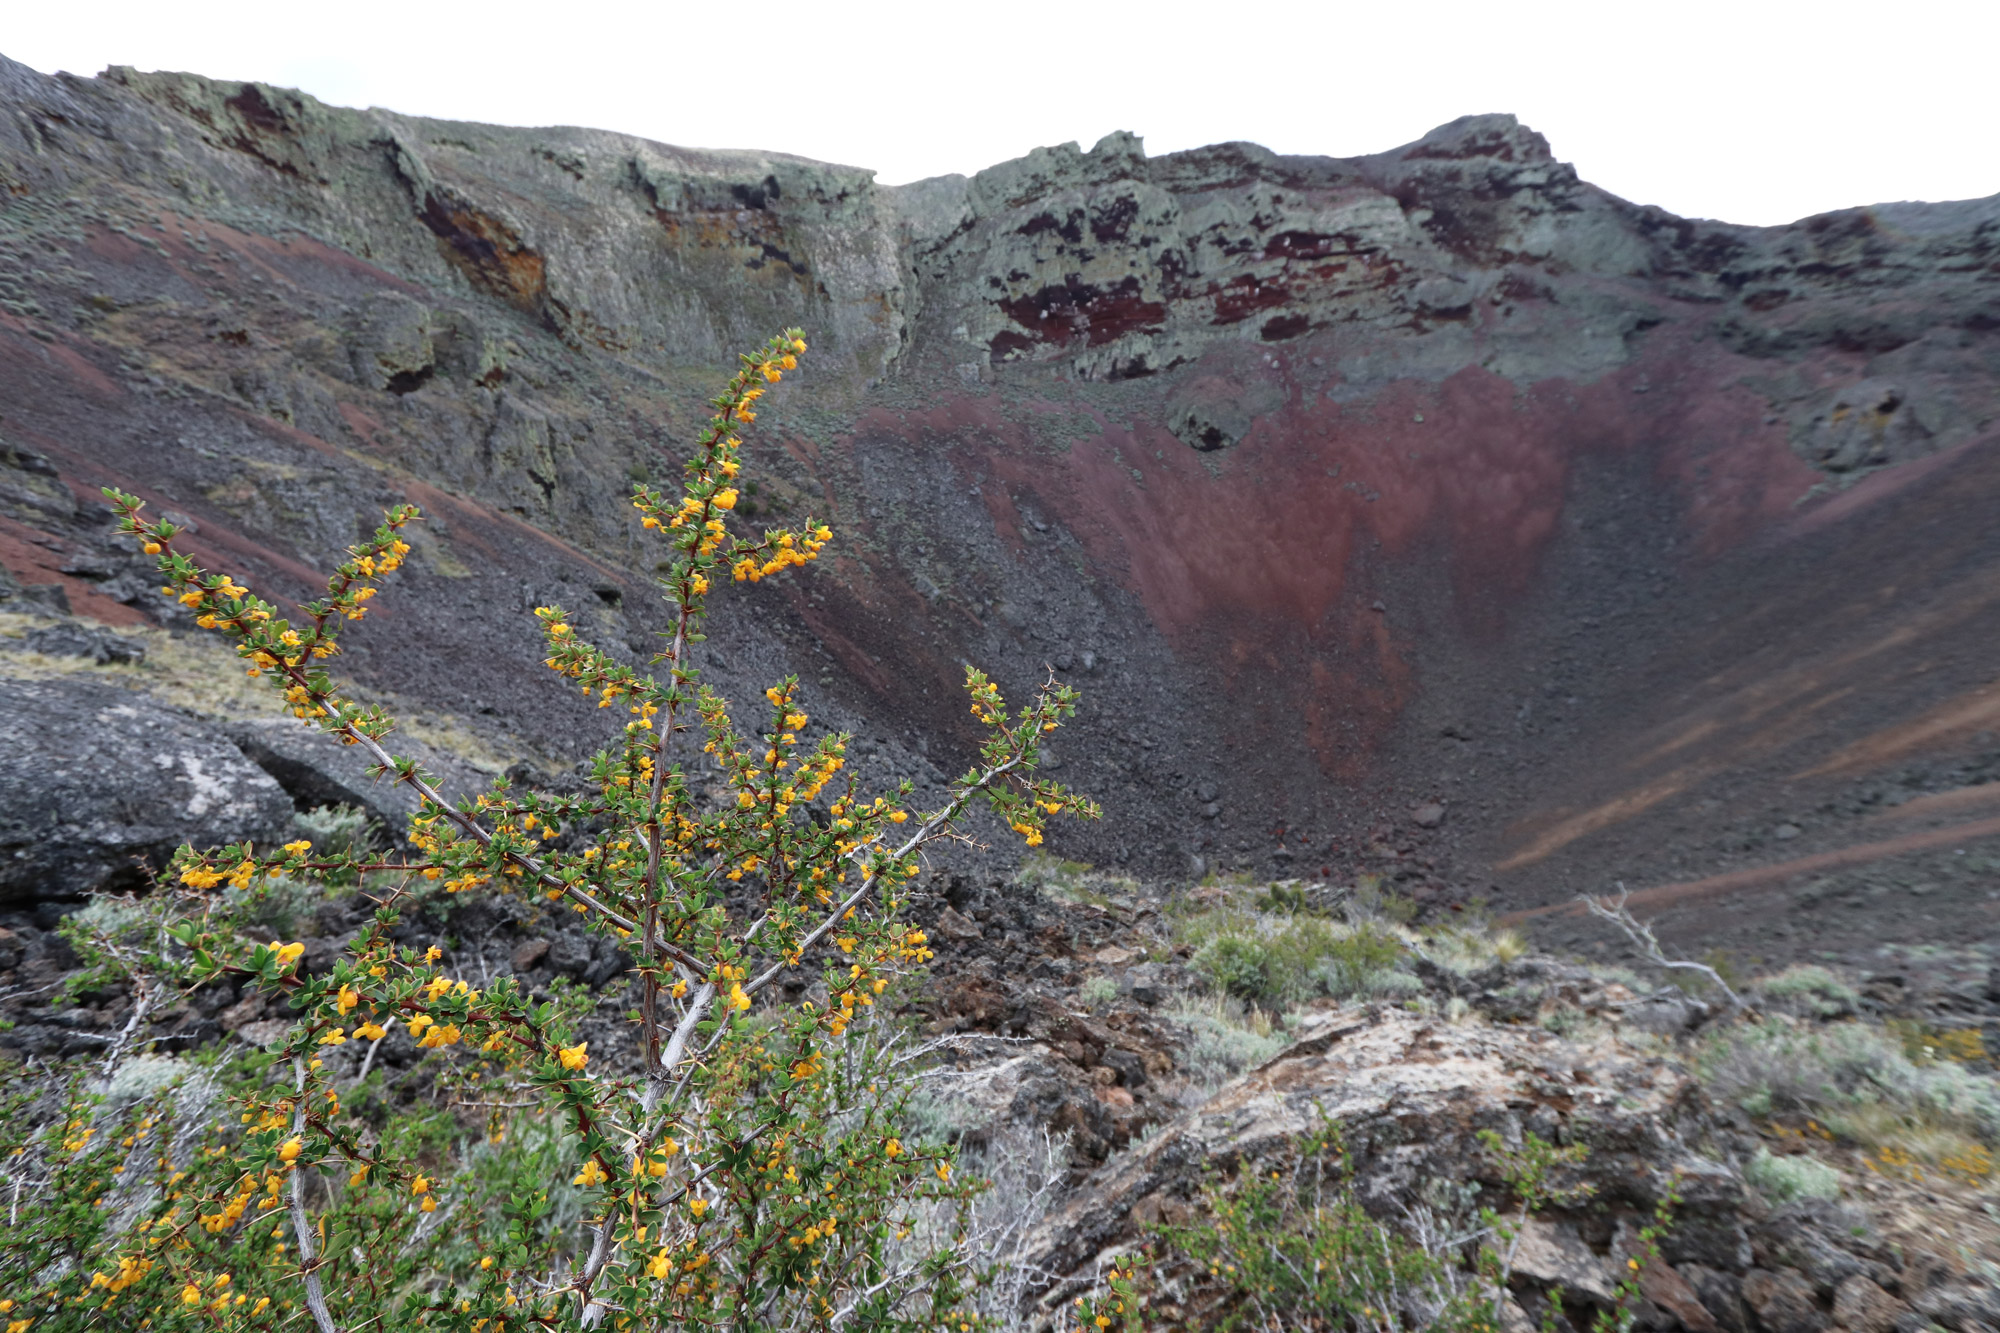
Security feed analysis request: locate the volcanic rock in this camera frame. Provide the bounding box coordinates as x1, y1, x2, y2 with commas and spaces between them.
1019, 1004, 1744, 1312
224, 714, 487, 832
0, 675, 293, 904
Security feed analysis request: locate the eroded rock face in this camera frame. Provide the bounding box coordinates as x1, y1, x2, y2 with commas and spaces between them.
0, 676, 292, 903
1020, 1006, 1744, 1310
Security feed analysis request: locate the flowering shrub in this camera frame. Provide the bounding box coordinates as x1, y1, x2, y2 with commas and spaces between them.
1, 332, 1096, 1331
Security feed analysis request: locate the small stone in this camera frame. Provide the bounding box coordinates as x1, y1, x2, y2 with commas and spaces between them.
1833, 1276, 1906, 1333
547, 931, 593, 977
1094, 945, 1140, 967
511, 938, 551, 972
1682, 1266, 1750, 1333
1412, 802, 1446, 829
1743, 1268, 1825, 1333
1775, 823, 1803, 840
1511, 1220, 1616, 1302
235, 1019, 288, 1048
217, 995, 266, 1030
935, 906, 984, 942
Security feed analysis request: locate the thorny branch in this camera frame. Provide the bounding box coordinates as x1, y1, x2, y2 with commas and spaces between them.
1580, 887, 1746, 1011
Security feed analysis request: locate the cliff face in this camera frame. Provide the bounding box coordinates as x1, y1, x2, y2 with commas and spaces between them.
4, 54, 1999, 953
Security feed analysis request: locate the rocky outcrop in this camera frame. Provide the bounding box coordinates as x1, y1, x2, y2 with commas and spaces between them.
0, 674, 292, 903
1019, 1006, 1742, 1310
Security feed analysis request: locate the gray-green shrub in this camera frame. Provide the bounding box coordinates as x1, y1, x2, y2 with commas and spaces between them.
1756, 965, 1860, 1018
1744, 1148, 1841, 1203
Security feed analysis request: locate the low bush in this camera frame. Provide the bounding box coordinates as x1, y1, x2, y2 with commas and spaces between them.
1164, 993, 1291, 1091
1886, 1018, 1988, 1066
1078, 975, 1120, 1009
1754, 965, 1860, 1018
291, 802, 374, 860
1744, 1149, 1842, 1203
1014, 852, 1136, 910
1702, 1017, 2000, 1170
1177, 904, 1407, 1007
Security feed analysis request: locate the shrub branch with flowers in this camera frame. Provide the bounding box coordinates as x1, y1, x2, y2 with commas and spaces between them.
1, 331, 1097, 1333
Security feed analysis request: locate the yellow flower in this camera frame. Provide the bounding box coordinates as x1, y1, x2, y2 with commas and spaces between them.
335, 984, 360, 1014
278, 1138, 303, 1163
318, 1028, 346, 1046
574, 1159, 607, 1187
182, 1283, 203, 1306
275, 941, 305, 968
558, 1042, 589, 1071
712, 488, 738, 510
354, 1021, 387, 1042
283, 839, 312, 856
884, 1138, 901, 1158
688, 1197, 708, 1218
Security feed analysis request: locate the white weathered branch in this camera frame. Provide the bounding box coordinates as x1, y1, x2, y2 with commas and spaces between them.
1581, 887, 1745, 1011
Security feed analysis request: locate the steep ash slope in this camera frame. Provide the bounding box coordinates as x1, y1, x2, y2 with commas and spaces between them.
2, 54, 1998, 951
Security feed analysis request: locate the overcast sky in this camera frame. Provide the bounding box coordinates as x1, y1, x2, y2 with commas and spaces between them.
9, 0, 1994, 227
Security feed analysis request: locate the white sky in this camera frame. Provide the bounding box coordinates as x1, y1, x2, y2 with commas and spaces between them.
8, 0, 1996, 227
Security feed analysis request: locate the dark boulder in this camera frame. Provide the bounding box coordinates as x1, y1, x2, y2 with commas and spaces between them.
224, 715, 489, 832
0, 676, 292, 903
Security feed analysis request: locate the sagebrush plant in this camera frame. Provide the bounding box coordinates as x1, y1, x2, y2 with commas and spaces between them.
1743, 1149, 1841, 1204
1701, 1015, 2000, 1158
1176, 903, 1406, 1007
3, 332, 1099, 1332
1160, 993, 1290, 1092
1753, 965, 1859, 1019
